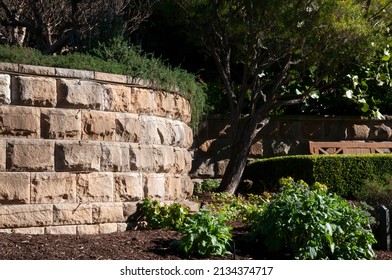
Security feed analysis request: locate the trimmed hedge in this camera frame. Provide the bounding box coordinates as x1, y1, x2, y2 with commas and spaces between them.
244, 154, 392, 198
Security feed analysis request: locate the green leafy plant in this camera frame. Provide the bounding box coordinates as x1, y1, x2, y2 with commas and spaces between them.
194, 179, 220, 194
252, 178, 376, 260
177, 210, 232, 258
357, 174, 392, 211
141, 197, 189, 230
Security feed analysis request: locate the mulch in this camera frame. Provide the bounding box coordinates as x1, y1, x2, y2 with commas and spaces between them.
1, 228, 392, 260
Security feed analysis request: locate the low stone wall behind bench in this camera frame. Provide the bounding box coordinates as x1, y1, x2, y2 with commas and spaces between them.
0, 63, 194, 235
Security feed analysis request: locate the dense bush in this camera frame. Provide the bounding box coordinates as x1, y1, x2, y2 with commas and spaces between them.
244, 154, 392, 198
251, 178, 376, 260
0, 42, 205, 131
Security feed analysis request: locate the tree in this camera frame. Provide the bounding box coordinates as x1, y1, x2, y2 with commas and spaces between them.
177, 0, 392, 194
0, 0, 159, 54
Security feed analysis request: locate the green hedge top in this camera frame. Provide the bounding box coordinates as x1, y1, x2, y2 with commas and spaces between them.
244, 154, 392, 198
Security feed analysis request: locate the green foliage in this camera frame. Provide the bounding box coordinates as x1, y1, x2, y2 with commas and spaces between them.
357, 174, 392, 211
194, 179, 220, 193
245, 154, 392, 198
141, 197, 189, 230
0, 42, 206, 131
205, 192, 268, 226
252, 178, 376, 260
177, 210, 232, 258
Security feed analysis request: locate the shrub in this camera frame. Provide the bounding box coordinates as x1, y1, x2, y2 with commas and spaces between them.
357, 174, 392, 211
251, 178, 376, 260
177, 210, 232, 258
141, 197, 189, 230
245, 154, 392, 198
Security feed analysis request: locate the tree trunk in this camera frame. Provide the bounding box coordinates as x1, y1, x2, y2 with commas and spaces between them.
217, 116, 270, 194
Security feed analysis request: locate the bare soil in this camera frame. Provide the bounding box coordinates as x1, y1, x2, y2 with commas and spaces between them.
1, 227, 392, 260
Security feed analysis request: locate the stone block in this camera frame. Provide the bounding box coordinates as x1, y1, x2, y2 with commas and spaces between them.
152, 145, 175, 173
55, 68, 94, 80
351, 124, 370, 140
19, 64, 55, 76
82, 111, 116, 141
122, 202, 138, 221
12, 227, 45, 234
189, 159, 214, 178
92, 203, 124, 223
103, 85, 132, 112
114, 173, 143, 202
95, 72, 127, 84
0, 229, 12, 233
0, 62, 18, 72
12, 76, 57, 106
165, 175, 183, 200
115, 113, 140, 143
214, 160, 229, 177
181, 176, 194, 199
174, 147, 186, 174
53, 203, 92, 225
0, 204, 53, 228
140, 116, 168, 145
250, 141, 263, 157
77, 224, 99, 235
372, 123, 392, 140
0, 74, 10, 104
7, 140, 54, 171
55, 142, 101, 172
129, 143, 142, 171
183, 123, 193, 149
139, 145, 154, 172
58, 79, 103, 109
30, 172, 76, 204
46, 225, 77, 234
99, 223, 118, 234
132, 87, 154, 114
0, 139, 5, 171
0, 106, 40, 138
76, 172, 113, 203
0, 172, 30, 204
154, 91, 174, 118
101, 142, 130, 172
169, 120, 193, 148
117, 223, 128, 232
143, 173, 165, 200
41, 108, 81, 139
173, 95, 192, 123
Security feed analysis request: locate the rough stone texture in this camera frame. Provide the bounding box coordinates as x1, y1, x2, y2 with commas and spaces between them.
30, 173, 76, 204
77, 224, 99, 235
373, 124, 392, 140
76, 173, 113, 203
7, 140, 54, 171
122, 202, 138, 220
12, 227, 45, 234
114, 173, 143, 202
0, 204, 53, 228
103, 85, 132, 112
0, 172, 30, 204
153, 145, 175, 173
12, 76, 57, 107
0, 106, 40, 138
0, 65, 194, 233
101, 142, 130, 172
19, 64, 55, 76
0, 139, 5, 171
58, 79, 103, 109
132, 87, 154, 114
95, 72, 127, 84
143, 173, 165, 200
53, 203, 92, 225
351, 124, 371, 140
82, 111, 116, 141
41, 108, 81, 139
92, 203, 124, 223
99, 223, 118, 234
115, 113, 140, 143
55, 142, 102, 172
0, 74, 10, 104
46, 225, 77, 234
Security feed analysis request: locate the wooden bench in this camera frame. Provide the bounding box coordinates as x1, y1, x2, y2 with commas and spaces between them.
309, 141, 392, 155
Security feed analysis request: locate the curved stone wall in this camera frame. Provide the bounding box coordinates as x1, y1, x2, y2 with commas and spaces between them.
0, 63, 194, 234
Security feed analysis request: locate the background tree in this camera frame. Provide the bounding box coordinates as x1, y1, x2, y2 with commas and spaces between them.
177, 0, 392, 194
0, 0, 159, 54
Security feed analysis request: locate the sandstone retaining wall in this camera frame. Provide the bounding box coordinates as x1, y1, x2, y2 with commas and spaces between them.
0, 63, 194, 234
192, 114, 392, 178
